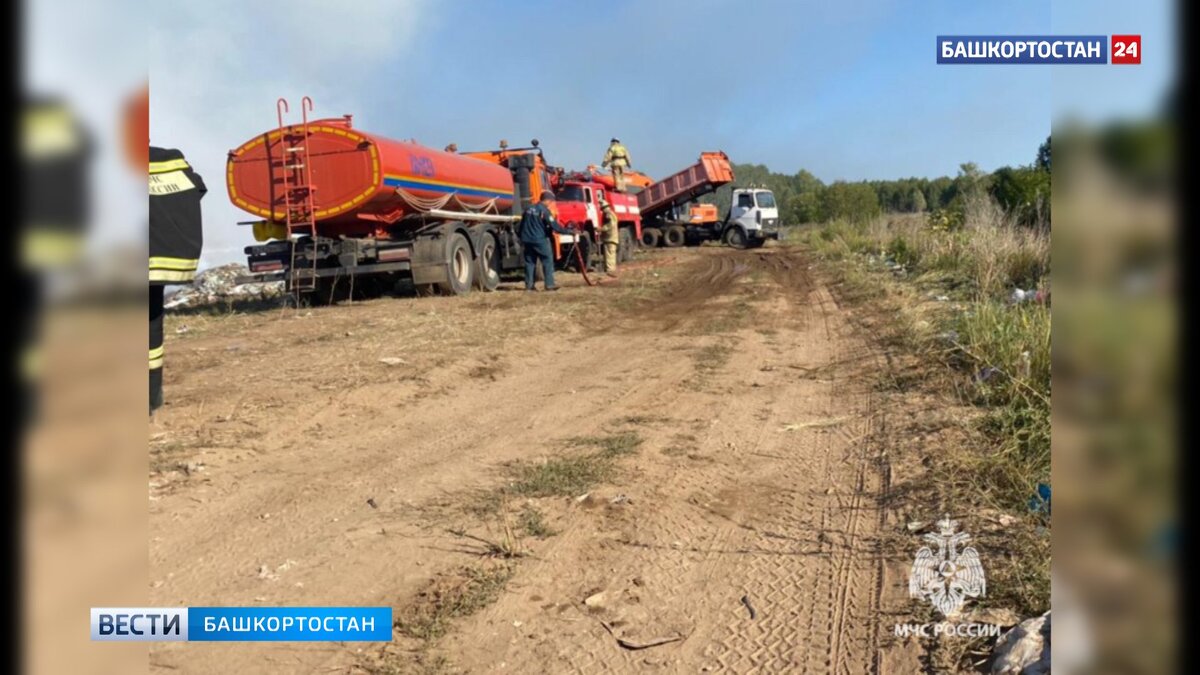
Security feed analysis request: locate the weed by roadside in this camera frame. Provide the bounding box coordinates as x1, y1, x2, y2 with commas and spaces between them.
394, 564, 515, 641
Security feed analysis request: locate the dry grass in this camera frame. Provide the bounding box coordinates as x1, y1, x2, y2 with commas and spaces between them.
394, 564, 515, 641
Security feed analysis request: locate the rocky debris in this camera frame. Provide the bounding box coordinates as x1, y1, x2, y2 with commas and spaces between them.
164, 263, 284, 310
990, 611, 1050, 674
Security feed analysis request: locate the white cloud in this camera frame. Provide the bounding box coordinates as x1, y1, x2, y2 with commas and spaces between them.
149, 0, 430, 267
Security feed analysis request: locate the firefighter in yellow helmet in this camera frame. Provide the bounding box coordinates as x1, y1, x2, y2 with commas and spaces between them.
601, 137, 631, 192
598, 197, 620, 278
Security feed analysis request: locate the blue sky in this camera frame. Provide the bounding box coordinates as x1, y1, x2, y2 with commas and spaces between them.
143, 0, 1174, 266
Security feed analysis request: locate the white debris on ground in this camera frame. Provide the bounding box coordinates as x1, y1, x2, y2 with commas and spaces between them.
990, 611, 1050, 674
164, 263, 284, 310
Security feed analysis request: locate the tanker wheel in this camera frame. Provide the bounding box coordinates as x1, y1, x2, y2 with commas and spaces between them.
641, 228, 662, 248
663, 225, 686, 248
438, 232, 475, 295
475, 232, 501, 292
724, 226, 748, 249
618, 227, 634, 262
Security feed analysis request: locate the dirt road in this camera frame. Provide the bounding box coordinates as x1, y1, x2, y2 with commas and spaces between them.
149, 245, 921, 673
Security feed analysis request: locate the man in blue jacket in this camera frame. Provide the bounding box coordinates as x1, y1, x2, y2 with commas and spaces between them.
519, 190, 573, 291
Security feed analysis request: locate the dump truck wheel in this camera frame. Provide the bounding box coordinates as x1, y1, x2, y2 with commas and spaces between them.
618, 227, 634, 262
438, 232, 474, 295
724, 226, 748, 249
641, 228, 662, 248
663, 225, 686, 248
475, 232, 501, 292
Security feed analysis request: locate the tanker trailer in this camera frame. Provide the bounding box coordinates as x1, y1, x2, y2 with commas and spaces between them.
228, 110, 531, 301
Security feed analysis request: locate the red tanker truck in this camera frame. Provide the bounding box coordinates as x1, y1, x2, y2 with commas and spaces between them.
228, 100, 639, 302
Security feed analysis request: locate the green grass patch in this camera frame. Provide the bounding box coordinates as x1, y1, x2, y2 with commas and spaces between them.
518, 506, 554, 539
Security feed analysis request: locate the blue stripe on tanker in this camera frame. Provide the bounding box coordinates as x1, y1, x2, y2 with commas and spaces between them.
383, 176, 514, 200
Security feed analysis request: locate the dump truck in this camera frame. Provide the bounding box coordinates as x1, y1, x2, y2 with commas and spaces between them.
638, 152, 780, 249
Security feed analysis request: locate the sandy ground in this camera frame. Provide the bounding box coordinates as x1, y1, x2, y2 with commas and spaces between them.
148, 245, 924, 674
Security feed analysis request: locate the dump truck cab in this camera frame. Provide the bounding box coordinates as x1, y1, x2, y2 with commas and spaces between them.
724, 187, 780, 248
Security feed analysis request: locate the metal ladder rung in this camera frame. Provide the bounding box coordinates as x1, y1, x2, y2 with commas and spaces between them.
283, 163, 305, 169
285, 146, 305, 152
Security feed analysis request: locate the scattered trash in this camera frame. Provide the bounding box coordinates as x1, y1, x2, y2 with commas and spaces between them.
780, 416, 851, 432
584, 591, 607, 608
599, 620, 686, 651
1028, 483, 1051, 516
610, 494, 631, 505
379, 357, 407, 366
366, 498, 378, 509
975, 367, 1000, 383
163, 263, 284, 310
175, 325, 190, 334
1016, 351, 1032, 380
906, 521, 927, 533
935, 295, 950, 302
574, 493, 591, 503
990, 611, 1050, 674
740, 595, 757, 620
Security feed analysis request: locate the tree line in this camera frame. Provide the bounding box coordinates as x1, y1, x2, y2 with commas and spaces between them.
702, 137, 1052, 228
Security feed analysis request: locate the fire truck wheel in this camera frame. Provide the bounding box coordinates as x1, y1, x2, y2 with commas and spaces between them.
438, 232, 475, 295
475, 232, 501, 291
641, 228, 662, 248
618, 227, 634, 262
663, 225, 686, 248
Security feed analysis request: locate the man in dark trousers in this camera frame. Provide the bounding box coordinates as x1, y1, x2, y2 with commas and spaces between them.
519, 190, 573, 292
149, 146, 205, 413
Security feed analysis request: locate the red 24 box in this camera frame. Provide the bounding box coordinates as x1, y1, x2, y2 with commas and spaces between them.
1111, 35, 1141, 64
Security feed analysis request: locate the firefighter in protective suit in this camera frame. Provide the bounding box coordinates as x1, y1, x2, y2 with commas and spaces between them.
149, 146, 205, 413
598, 198, 620, 278
602, 138, 631, 192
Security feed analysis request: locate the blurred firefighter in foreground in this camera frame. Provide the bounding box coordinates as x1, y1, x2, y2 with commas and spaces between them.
598, 197, 619, 278
519, 190, 572, 292
602, 137, 631, 192
149, 146, 205, 413
20, 98, 91, 425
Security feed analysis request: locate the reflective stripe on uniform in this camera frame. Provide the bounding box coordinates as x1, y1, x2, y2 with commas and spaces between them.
149, 158, 191, 174
23, 229, 84, 267
150, 256, 199, 283
150, 256, 199, 271
149, 346, 164, 370
149, 269, 197, 283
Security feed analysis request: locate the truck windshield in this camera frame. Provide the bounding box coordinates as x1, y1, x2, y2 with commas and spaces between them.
556, 186, 585, 202
755, 192, 777, 208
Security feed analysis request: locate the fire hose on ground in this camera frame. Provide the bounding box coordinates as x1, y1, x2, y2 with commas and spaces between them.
565, 235, 597, 287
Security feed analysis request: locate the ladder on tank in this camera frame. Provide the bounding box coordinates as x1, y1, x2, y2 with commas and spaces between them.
275, 96, 319, 296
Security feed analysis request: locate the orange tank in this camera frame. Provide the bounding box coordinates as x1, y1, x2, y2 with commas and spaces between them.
227, 116, 515, 238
